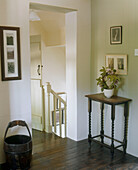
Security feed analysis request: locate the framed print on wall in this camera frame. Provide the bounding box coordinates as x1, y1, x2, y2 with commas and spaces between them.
0, 26, 21, 81
105, 54, 127, 75
110, 26, 122, 45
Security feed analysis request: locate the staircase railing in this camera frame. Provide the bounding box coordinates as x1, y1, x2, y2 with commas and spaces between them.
47, 82, 67, 137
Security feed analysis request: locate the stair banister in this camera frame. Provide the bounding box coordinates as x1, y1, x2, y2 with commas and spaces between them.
46, 82, 67, 137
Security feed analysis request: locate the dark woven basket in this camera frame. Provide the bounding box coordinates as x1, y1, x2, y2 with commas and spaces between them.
4, 120, 32, 170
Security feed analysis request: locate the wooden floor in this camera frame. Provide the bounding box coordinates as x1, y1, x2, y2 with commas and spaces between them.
1, 129, 138, 170
30, 130, 138, 170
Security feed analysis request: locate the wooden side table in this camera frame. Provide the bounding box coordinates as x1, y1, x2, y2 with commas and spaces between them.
85, 93, 132, 157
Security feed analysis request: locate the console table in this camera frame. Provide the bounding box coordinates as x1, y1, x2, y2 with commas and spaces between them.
85, 93, 132, 156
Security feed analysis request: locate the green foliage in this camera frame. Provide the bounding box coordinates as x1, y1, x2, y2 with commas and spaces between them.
96, 66, 120, 92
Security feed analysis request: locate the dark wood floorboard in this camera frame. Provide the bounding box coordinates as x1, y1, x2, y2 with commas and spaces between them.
30, 130, 138, 170
1, 129, 138, 170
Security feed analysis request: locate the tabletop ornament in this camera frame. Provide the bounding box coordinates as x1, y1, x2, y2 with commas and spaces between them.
96, 66, 120, 98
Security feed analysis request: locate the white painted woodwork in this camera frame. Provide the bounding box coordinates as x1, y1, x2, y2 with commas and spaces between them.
54, 96, 57, 133
65, 11, 77, 140
59, 101, 62, 137
46, 82, 67, 137
30, 35, 44, 131
31, 80, 43, 131
64, 105, 67, 137
45, 82, 52, 133
43, 46, 66, 92
30, 36, 42, 80
42, 86, 46, 131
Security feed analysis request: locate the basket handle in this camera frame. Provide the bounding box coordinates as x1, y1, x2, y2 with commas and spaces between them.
4, 120, 31, 140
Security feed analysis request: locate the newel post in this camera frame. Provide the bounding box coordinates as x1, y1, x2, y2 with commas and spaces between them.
45, 82, 52, 133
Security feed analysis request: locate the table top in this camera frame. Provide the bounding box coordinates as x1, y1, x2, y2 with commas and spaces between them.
85, 93, 132, 105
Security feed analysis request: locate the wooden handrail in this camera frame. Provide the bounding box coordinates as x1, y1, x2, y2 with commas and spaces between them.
51, 89, 66, 105
31, 78, 41, 81
57, 92, 66, 95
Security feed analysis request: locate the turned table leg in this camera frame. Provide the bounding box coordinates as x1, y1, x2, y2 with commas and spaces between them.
88, 98, 92, 147
100, 103, 104, 143
111, 105, 115, 157
123, 102, 129, 154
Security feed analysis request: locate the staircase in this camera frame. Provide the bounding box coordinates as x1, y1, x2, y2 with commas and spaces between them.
46, 82, 67, 138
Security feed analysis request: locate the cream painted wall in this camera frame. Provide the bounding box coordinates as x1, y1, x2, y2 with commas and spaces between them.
30, 21, 65, 46
91, 0, 138, 157
30, 21, 66, 92
30, 21, 47, 46
29, 0, 91, 141
45, 29, 65, 46
43, 46, 66, 92
0, 0, 31, 163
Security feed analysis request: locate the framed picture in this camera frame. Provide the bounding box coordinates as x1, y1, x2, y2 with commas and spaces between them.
110, 26, 122, 45
105, 54, 127, 75
0, 26, 21, 81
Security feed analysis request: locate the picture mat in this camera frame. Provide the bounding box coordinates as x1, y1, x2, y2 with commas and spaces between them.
106, 55, 127, 75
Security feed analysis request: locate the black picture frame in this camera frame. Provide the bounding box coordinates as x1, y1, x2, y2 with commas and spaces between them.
0, 26, 21, 81
110, 26, 122, 45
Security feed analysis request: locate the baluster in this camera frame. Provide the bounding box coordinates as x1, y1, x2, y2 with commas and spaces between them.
54, 96, 57, 133
59, 101, 62, 137
42, 86, 45, 131
47, 82, 67, 136
47, 82, 51, 133
64, 105, 67, 137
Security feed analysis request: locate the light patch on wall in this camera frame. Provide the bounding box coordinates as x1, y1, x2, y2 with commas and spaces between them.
134, 49, 138, 56
29, 10, 40, 21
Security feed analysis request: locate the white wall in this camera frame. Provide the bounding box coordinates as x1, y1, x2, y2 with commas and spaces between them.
43, 46, 66, 92
0, 0, 91, 163
0, 0, 31, 163
91, 0, 138, 157
29, 0, 91, 141
65, 12, 77, 140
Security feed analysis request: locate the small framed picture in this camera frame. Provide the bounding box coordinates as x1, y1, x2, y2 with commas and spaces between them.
0, 26, 21, 81
106, 54, 127, 75
110, 26, 122, 45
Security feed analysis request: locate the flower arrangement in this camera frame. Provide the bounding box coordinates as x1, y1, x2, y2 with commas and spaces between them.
96, 66, 120, 92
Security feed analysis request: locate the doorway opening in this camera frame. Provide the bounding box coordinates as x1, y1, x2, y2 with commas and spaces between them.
29, 3, 77, 145
30, 35, 44, 131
